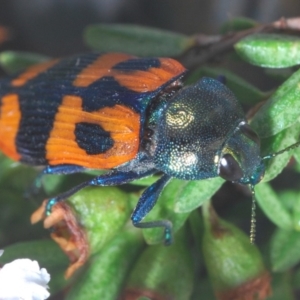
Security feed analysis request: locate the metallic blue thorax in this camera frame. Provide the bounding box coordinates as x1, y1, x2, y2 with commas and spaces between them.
149, 77, 263, 184
152, 78, 244, 180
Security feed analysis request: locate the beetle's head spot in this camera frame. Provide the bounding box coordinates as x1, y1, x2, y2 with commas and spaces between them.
165, 106, 194, 129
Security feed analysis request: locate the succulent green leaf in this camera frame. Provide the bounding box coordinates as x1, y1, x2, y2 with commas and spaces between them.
185, 66, 268, 105
124, 228, 193, 300
66, 228, 144, 300
251, 68, 300, 138
0, 51, 49, 74
0, 239, 68, 270
42, 172, 96, 197
190, 278, 215, 300
293, 145, 300, 164
68, 186, 131, 254
0, 163, 37, 193
142, 200, 189, 245
188, 210, 205, 253
278, 189, 300, 232
139, 177, 224, 244
84, 24, 194, 57
0, 164, 43, 245
269, 273, 294, 300
270, 228, 300, 272
291, 192, 300, 231
260, 123, 300, 182
140, 177, 223, 244
202, 202, 267, 291
292, 268, 300, 289
130, 175, 160, 186
277, 190, 299, 212
42, 174, 66, 195
255, 183, 293, 230
235, 33, 300, 68
0, 153, 20, 182
169, 177, 224, 213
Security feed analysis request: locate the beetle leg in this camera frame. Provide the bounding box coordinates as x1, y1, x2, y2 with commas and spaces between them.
131, 174, 173, 245
25, 164, 86, 198
45, 169, 156, 215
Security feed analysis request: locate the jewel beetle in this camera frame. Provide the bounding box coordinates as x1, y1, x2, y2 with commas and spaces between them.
0, 52, 299, 245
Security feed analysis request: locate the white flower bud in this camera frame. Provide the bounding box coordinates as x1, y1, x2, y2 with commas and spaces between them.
0, 251, 50, 300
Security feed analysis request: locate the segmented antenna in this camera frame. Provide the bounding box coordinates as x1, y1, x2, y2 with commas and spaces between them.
262, 141, 300, 161
249, 184, 256, 244
250, 142, 300, 244
251, 140, 300, 243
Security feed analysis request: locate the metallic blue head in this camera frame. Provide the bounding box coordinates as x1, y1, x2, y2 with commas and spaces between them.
217, 121, 265, 185
152, 77, 265, 185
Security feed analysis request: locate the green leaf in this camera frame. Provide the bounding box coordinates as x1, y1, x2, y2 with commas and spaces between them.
202, 202, 267, 291
141, 177, 223, 244
255, 183, 293, 230
168, 177, 224, 213
270, 228, 300, 272
142, 199, 190, 245
292, 267, 300, 289
268, 273, 294, 300
125, 228, 194, 300
220, 17, 258, 34
42, 174, 66, 195
68, 186, 131, 254
129, 175, 160, 186
136, 179, 186, 244
0, 51, 49, 74
42, 172, 95, 197
188, 210, 205, 254
0, 153, 19, 182
66, 228, 144, 300
235, 33, 300, 68
292, 146, 300, 176
291, 192, 300, 231
185, 66, 268, 105
278, 190, 299, 212
84, 24, 195, 57
260, 123, 300, 182
0, 164, 43, 245
190, 278, 215, 300
251, 68, 300, 138
0, 239, 68, 269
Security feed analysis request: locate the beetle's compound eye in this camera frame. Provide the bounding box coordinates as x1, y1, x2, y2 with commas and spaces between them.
219, 153, 243, 181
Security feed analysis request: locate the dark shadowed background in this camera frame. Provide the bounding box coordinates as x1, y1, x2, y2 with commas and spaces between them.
0, 0, 299, 56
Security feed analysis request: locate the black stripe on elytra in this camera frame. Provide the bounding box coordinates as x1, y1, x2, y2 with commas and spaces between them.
15, 54, 104, 165
113, 57, 161, 71
75, 122, 114, 155
11, 53, 102, 87
80, 75, 150, 113
79, 57, 182, 113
